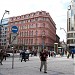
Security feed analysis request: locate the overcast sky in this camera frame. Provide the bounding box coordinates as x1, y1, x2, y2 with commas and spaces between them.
0, 0, 71, 42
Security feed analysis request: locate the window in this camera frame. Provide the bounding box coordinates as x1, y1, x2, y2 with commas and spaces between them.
68, 33, 73, 38
29, 24, 33, 28
39, 12, 42, 15
38, 17, 43, 21
22, 32, 23, 37
43, 17, 46, 21
29, 39, 33, 44
31, 39, 33, 44
74, 33, 75, 37
27, 31, 28, 36
4, 39, 6, 41
35, 31, 38, 36
29, 31, 31, 36
71, 10, 74, 16
25, 25, 27, 29
42, 30, 45, 35
35, 18, 38, 21
24, 32, 26, 36
73, 39, 75, 43
20, 32, 21, 37
26, 39, 28, 44
36, 23, 38, 28
26, 20, 28, 23
25, 31, 28, 36
19, 21, 21, 24
28, 20, 30, 22
5, 31, 6, 34
5, 27, 7, 30
43, 23, 45, 27
4, 43, 6, 45
32, 31, 33, 36
24, 15, 26, 18
15, 22, 18, 24
22, 21, 25, 23
28, 25, 29, 29
20, 26, 22, 30
71, 27, 74, 31
29, 39, 30, 44
69, 18, 70, 31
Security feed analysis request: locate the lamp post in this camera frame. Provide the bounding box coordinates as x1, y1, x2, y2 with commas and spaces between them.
12, 46, 14, 69
60, 27, 67, 54
0, 10, 9, 48
60, 27, 66, 34
42, 33, 45, 49
1, 10, 9, 25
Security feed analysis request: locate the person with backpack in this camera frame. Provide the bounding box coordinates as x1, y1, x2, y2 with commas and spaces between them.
20, 50, 26, 62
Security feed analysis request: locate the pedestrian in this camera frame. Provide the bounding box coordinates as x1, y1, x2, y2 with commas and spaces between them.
67, 51, 70, 59
48, 50, 50, 57
0, 49, 4, 65
21, 50, 26, 62
34, 49, 37, 56
3, 51, 7, 60
39, 49, 48, 73
72, 52, 74, 59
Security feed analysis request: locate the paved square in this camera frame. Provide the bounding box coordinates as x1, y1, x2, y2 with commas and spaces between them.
0, 54, 74, 75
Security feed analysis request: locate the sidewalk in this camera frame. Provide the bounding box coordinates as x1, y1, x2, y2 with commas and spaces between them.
0, 55, 74, 75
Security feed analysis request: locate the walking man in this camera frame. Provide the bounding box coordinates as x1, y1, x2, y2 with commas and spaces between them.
39, 49, 48, 73
0, 49, 4, 65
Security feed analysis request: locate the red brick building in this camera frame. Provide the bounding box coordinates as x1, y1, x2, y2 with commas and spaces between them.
7, 11, 56, 51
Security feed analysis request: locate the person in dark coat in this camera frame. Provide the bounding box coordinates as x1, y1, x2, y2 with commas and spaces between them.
21, 51, 26, 62
72, 52, 74, 59
39, 49, 48, 73
0, 49, 4, 65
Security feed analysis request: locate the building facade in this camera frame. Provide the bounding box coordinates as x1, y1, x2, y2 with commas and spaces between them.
0, 18, 9, 49
7, 11, 56, 51
67, 0, 75, 51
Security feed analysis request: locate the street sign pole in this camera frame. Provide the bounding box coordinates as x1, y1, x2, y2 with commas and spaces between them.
12, 47, 14, 69
11, 26, 18, 69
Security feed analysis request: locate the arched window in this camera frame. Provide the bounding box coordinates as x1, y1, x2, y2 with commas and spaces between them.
42, 30, 45, 35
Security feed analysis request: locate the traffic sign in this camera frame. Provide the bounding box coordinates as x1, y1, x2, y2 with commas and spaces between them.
11, 33, 18, 45
11, 26, 18, 33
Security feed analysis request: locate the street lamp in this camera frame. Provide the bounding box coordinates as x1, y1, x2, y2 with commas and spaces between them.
60, 27, 67, 53
42, 33, 45, 49
60, 27, 67, 43
60, 27, 67, 34
0, 10, 9, 26
0, 10, 10, 48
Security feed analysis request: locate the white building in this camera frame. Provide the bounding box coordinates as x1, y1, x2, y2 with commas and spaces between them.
67, 0, 75, 51
0, 18, 9, 48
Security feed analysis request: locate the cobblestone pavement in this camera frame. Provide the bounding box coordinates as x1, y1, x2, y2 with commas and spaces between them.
0, 55, 75, 75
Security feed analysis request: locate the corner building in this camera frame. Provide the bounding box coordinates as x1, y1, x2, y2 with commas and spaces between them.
8, 11, 56, 51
